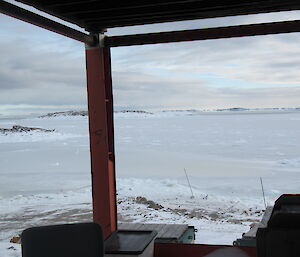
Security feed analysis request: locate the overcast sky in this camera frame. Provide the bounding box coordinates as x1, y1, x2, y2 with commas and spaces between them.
1, 2, 300, 117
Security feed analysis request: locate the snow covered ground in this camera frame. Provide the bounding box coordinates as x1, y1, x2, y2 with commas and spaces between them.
0, 110, 300, 257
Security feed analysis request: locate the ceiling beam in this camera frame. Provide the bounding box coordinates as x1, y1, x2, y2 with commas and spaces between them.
0, 0, 96, 45
105, 19, 300, 47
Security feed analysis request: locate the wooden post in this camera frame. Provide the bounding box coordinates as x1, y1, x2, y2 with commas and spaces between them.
85, 37, 117, 239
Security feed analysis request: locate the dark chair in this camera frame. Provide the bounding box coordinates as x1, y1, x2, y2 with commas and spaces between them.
21, 222, 103, 257
257, 194, 300, 257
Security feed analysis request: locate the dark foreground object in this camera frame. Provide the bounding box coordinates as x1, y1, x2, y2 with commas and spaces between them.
21, 222, 103, 257
105, 230, 157, 255
257, 194, 300, 257
118, 223, 195, 243
154, 242, 256, 257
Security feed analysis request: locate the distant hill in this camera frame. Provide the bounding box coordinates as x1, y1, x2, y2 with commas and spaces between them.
39, 111, 88, 118
216, 108, 249, 112
115, 110, 153, 114
39, 110, 152, 118
38, 107, 300, 118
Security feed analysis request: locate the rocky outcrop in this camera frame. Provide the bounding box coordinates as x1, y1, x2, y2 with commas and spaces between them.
39, 111, 88, 118
39, 110, 152, 118
10, 236, 21, 244
0, 125, 55, 134
115, 110, 153, 114
135, 196, 164, 210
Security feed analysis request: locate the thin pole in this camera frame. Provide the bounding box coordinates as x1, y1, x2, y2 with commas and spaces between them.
260, 177, 267, 209
184, 168, 194, 199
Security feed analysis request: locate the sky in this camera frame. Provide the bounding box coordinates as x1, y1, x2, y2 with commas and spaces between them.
1, 1, 300, 117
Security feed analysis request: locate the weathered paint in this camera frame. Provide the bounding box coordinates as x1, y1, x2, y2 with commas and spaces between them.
85, 45, 117, 239
154, 243, 257, 257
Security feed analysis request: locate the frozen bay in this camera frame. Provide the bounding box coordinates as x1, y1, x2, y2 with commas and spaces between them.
0, 110, 300, 256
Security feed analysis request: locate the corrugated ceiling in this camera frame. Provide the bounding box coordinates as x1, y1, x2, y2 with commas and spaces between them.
16, 0, 300, 32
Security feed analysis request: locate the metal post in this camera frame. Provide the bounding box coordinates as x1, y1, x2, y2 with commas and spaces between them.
85, 34, 117, 239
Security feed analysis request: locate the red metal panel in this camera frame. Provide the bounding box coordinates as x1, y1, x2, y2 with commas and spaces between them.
85, 45, 117, 239
103, 47, 117, 234
154, 243, 257, 257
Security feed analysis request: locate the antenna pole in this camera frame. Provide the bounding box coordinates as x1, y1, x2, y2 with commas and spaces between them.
260, 177, 267, 209
184, 168, 195, 199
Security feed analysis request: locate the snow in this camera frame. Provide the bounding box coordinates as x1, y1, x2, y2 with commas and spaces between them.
0, 110, 300, 256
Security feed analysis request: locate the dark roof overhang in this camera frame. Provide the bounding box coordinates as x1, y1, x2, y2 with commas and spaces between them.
1, 0, 300, 46
13, 0, 300, 32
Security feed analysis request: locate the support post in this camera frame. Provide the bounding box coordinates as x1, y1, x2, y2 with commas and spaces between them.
85, 35, 117, 239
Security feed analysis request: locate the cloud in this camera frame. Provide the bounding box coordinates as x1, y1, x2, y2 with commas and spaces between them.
112, 68, 300, 109
1, 9, 300, 115
0, 15, 87, 108
112, 33, 300, 84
